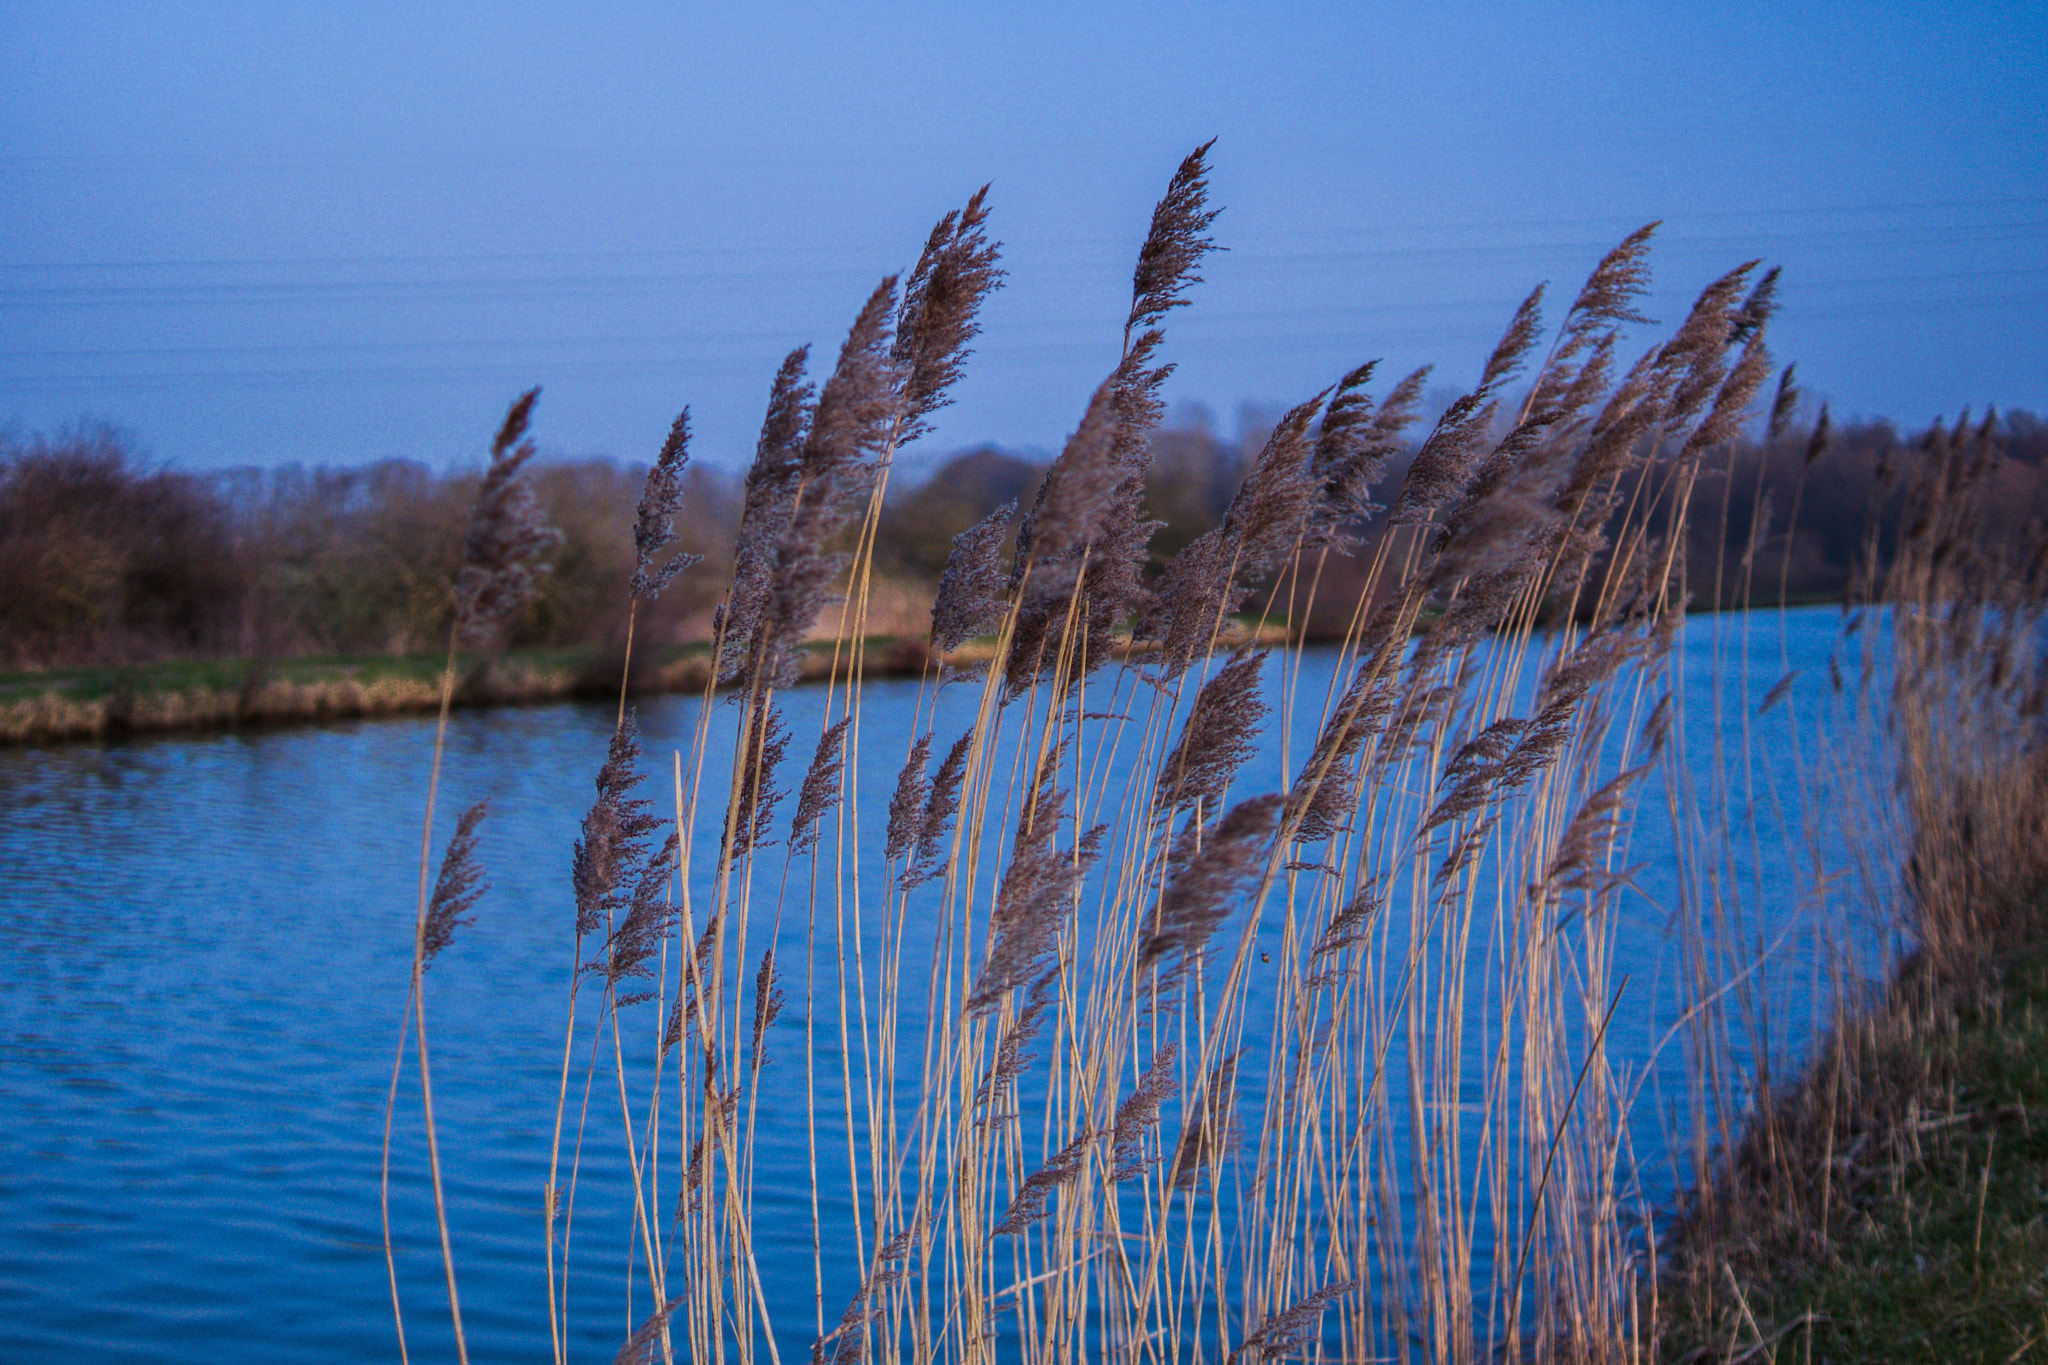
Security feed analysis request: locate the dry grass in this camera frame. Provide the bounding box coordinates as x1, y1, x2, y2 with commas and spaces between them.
1655, 410, 2048, 1360
374, 145, 1868, 1365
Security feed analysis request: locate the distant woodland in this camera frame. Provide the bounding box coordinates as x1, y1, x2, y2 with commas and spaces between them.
3, 409, 2045, 671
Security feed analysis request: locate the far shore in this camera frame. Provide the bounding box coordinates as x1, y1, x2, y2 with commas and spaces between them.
0, 623, 1291, 747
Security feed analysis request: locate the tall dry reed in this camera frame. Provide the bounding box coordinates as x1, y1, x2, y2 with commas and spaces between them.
1653, 397, 2048, 1358
390, 146, 1814, 1364
384, 387, 563, 1365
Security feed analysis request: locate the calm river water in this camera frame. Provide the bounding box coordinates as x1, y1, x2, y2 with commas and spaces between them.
0, 607, 1885, 1363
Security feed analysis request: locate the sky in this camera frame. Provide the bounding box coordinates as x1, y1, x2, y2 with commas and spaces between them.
1, 1, 2043, 475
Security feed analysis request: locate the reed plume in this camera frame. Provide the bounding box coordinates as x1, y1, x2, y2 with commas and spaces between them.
629, 408, 700, 602
998, 146, 1220, 700
1142, 395, 1322, 676
1392, 286, 1550, 529
598, 831, 681, 1003
1153, 647, 1268, 822
1230, 1280, 1359, 1365
991, 1128, 1095, 1236
394, 388, 565, 1365
613, 1298, 685, 1365
1523, 221, 1656, 421
720, 349, 814, 686
1657, 261, 1761, 430
974, 974, 1057, 1121
908, 728, 975, 888
1011, 379, 1124, 571
572, 715, 661, 941
420, 800, 488, 967
1002, 380, 1128, 696
1140, 792, 1282, 971
455, 388, 563, 644
748, 281, 905, 690
884, 732, 934, 864
929, 500, 1015, 655
967, 770, 1095, 1014
790, 717, 852, 855
749, 948, 786, 1068
893, 186, 1005, 444
1109, 1042, 1180, 1180
727, 701, 790, 860
1126, 139, 1222, 343
1767, 362, 1801, 444
1286, 665, 1398, 843
1310, 361, 1424, 537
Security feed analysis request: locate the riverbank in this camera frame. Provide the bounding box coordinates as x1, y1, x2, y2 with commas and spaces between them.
0, 641, 921, 745
0, 621, 1288, 745
1657, 746, 2048, 1361
1659, 937, 2048, 1362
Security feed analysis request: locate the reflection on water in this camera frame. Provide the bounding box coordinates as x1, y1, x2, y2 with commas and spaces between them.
0, 608, 1884, 1362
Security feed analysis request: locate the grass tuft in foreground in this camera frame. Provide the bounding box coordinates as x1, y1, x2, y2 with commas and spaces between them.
1662, 936, 2048, 1363
1658, 407, 2048, 1361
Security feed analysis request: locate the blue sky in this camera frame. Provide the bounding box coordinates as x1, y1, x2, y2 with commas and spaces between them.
2, 1, 2042, 472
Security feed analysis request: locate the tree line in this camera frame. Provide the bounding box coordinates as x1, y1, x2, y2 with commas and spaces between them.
3, 408, 2043, 670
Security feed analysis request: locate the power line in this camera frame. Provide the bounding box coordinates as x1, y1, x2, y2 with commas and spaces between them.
2, 228, 2038, 315
1, 195, 2039, 275
4, 290, 2040, 396
5, 265, 2043, 365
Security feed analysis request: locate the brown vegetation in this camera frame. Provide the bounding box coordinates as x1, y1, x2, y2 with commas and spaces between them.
1656, 409, 2048, 1360
8, 406, 2043, 683
372, 144, 1845, 1365
0, 427, 253, 665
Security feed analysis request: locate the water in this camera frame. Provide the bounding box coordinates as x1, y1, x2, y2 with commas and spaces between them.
0, 607, 1884, 1362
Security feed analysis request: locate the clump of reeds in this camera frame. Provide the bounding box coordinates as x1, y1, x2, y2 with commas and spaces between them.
391, 146, 1812, 1365
1653, 399, 2048, 1359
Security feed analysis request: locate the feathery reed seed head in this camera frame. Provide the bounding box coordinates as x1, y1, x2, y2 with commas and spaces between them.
721, 348, 814, 685
1128, 139, 1222, 340
1480, 284, 1546, 392
1170, 1052, 1242, 1192
1110, 1043, 1181, 1180
455, 388, 563, 644
612, 1298, 685, 1365
893, 186, 1004, 445
885, 732, 934, 865
969, 770, 1098, 1014
1768, 363, 1801, 444
628, 408, 700, 601
572, 714, 660, 941
929, 500, 1015, 654
1155, 649, 1269, 821
421, 800, 489, 967
728, 703, 790, 861
599, 830, 680, 1002
1143, 793, 1283, 972
909, 729, 976, 888
790, 717, 851, 855
992, 1127, 1095, 1237
749, 947, 786, 1068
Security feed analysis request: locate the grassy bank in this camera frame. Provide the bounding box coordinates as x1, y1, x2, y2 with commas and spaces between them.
0, 642, 859, 744
1660, 930, 2048, 1363
1658, 406, 2048, 1362
0, 621, 1287, 745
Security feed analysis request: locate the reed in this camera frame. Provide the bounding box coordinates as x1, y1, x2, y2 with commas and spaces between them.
385, 389, 561, 1365
382, 146, 1860, 1363
1652, 400, 2048, 1360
